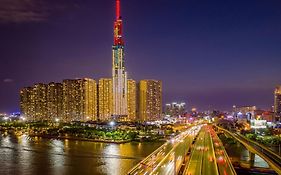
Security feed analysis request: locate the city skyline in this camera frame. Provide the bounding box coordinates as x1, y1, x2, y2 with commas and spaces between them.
1, 0, 281, 112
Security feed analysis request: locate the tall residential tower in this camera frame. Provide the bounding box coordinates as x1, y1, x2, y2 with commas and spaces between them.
274, 85, 281, 118
112, 0, 128, 118
139, 80, 162, 121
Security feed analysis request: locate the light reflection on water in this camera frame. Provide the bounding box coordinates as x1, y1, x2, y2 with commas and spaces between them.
0, 134, 162, 175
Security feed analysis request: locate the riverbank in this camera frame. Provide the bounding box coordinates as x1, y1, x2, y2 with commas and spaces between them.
28, 134, 132, 144
0, 121, 180, 144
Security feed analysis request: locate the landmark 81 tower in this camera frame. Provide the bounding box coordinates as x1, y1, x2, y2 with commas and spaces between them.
112, 0, 128, 117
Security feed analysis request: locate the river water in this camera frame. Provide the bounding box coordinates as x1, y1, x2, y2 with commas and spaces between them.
0, 134, 163, 175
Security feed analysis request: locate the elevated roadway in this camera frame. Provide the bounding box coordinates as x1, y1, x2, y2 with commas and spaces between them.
128, 125, 202, 175
217, 126, 281, 175
183, 125, 236, 175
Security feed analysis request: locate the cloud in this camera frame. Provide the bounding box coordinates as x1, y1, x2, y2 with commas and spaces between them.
3, 78, 14, 83
0, 0, 49, 23
0, 0, 77, 23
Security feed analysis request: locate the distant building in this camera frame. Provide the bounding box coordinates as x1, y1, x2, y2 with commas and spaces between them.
47, 82, 63, 121
165, 102, 186, 117
261, 111, 275, 123
139, 80, 162, 121
127, 79, 136, 121
233, 105, 257, 120
62, 78, 97, 122
274, 86, 281, 119
98, 78, 113, 121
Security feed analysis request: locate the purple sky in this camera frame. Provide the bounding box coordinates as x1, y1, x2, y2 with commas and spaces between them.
0, 0, 281, 112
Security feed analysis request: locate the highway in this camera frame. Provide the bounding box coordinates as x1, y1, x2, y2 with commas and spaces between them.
209, 126, 237, 175
183, 126, 218, 175
128, 125, 237, 175
128, 125, 202, 175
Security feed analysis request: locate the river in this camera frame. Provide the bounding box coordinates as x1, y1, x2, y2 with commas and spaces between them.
0, 134, 163, 175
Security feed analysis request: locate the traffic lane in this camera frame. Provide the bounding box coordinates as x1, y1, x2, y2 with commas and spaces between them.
130, 125, 202, 175
153, 126, 203, 175
155, 134, 196, 175
185, 126, 218, 175
202, 131, 218, 175
211, 127, 236, 175
185, 129, 206, 175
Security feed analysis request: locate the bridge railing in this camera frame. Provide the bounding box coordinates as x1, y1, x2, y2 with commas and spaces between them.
236, 132, 281, 160
213, 127, 237, 175
217, 126, 281, 175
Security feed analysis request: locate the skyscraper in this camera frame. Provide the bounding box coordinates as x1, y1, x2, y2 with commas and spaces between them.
20, 87, 34, 119
62, 78, 97, 122
112, 0, 128, 117
20, 84, 50, 121
127, 79, 136, 121
98, 78, 113, 121
274, 85, 281, 118
47, 82, 63, 121
33, 83, 48, 121
139, 80, 162, 121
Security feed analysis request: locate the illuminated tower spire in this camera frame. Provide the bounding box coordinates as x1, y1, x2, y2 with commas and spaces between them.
114, 0, 124, 46
116, 0, 121, 20
112, 0, 128, 118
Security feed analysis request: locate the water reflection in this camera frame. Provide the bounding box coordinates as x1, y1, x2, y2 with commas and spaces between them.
103, 144, 121, 175
0, 134, 162, 175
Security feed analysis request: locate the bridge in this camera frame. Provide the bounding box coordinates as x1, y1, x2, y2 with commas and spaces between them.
128, 125, 236, 175
216, 126, 281, 175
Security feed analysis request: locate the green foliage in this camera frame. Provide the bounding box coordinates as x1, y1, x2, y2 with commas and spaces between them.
245, 133, 257, 140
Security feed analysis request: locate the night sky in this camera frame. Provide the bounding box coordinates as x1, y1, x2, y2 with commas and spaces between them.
0, 0, 281, 112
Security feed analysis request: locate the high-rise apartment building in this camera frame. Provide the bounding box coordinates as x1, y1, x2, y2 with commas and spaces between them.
33, 83, 48, 121
139, 80, 162, 121
112, 0, 128, 117
98, 78, 113, 121
20, 84, 48, 121
20, 87, 34, 119
274, 86, 281, 117
62, 78, 97, 122
127, 79, 136, 121
47, 82, 63, 121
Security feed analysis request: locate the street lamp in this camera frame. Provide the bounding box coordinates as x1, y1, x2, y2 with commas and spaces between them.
109, 121, 115, 127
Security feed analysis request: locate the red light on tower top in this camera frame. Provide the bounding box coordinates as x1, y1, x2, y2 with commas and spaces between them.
114, 0, 124, 45
116, 0, 121, 20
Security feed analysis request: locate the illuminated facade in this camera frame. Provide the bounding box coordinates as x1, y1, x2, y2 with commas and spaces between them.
32, 83, 48, 121
274, 85, 281, 117
165, 102, 186, 117
233, 105, 257, 120
47, 82, 63, 121
98, 78, 113, 121
112, 0, 128, 117
20, 87, 34, 120
127, 79, 136, 121
139, 80, 162, 121
20, 84, 48, 121
62, 78, 97, 122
